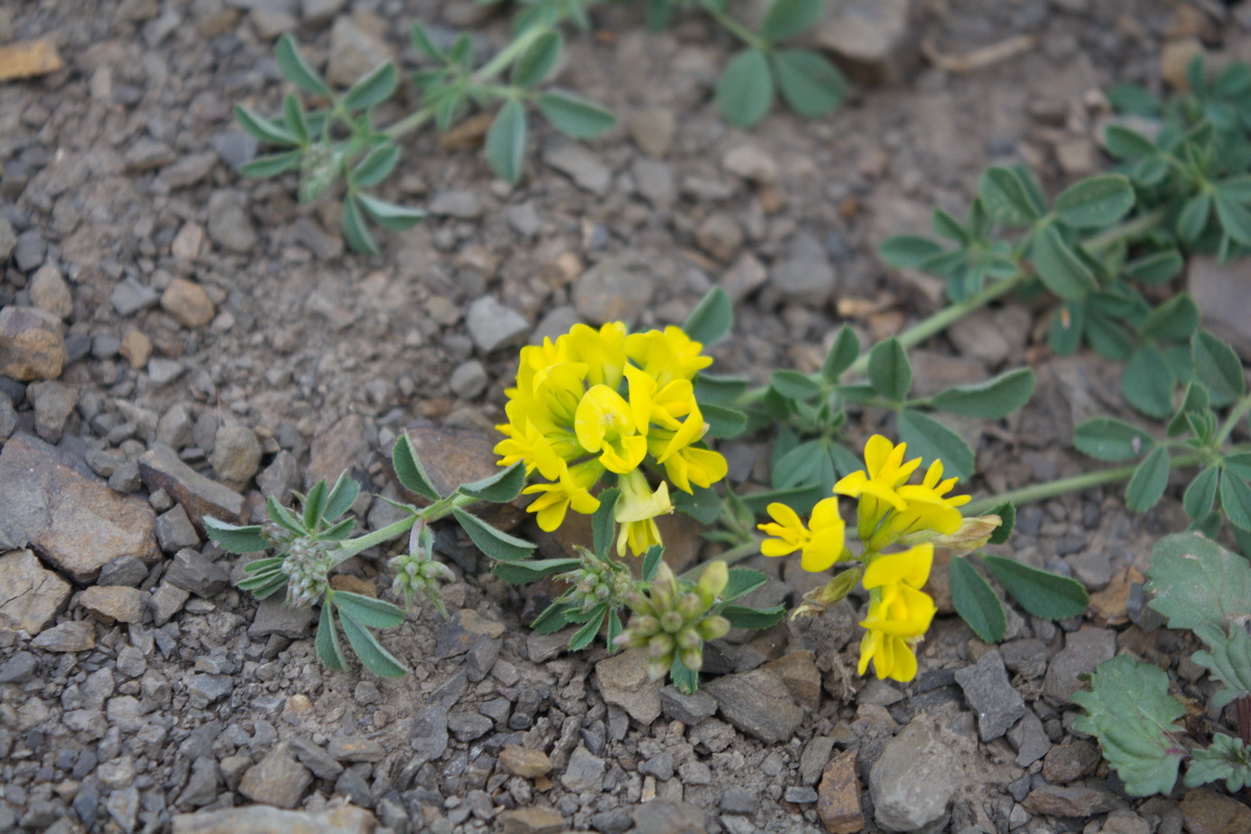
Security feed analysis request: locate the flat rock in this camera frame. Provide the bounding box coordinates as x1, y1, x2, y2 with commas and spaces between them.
1007, 710, 1052, 767
0, 306, 66, 381
1189, 254, 1251, 360
1043, 627, 1117, 704
1180, 787, 1251, 834
702, 668, 804, 744
573, 258, 654, 326
410, 705, 449, 765
0, 434, 159, 582
248, 596, 314, 639
500, 744, 553, 778
630, 799, 706, 833
497, 807, 564, 834
770, 232, 837, 305
764, 650, 822, 711
1042, 739, 1101, 784
811, 0, 916, 84
543, 140, 611, 194
305, 414, 368, 490
1023, 782, 1120, 817
0, 549, 71, 634
954, 649, 1025, 741
139, 444, 244, 530
721, 144, 776, 184
171, 804, 376, 834
30, 264, 73, 319
399, 422, 510, 501
466, 295, 530, 353
560, 744, 605, 794
869, 715, 961, 832
659, 685, 717, 725
595, 649, 662, 725
237, 743, 311, 809
164, 549, 229, 597
79, 585, 145, 625
818, 748, 864, 834
31, 620, 95, 652
327, 736, 385, 762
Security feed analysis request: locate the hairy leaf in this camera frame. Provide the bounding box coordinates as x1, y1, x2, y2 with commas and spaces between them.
1146, 532, 1251, 631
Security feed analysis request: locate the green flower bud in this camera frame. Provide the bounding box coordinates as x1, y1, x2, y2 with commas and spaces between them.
648, 633, 674, 660
660, 610, 685, 634
646, 656, 671, 682
698, 615, 731, 641
626, 592, 656, 618
676, 626, 702, 652
676, 592, 703, 620
631, 614, 660, 636
680, 648, 703, 672
696, 560, 728, 601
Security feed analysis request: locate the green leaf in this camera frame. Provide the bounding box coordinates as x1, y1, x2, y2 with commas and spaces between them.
569, 606, 606, 651
352, 145, 399, 188
534, 92, 615, 138
302, 479, 327, 529
243, 557, 285, 574
204, 518, 269, 553
879, 235, 946, 270
341, 194, 380, 256
1125, 445, 1170, 512
342, 62, 398, 111
531, 602, 572, 634
822, 326, 860, 384
771, 369, 821, 400
716, 49, 773, 128
683, 287, 733, 346
1221, 471, 1251, 531
669, 652, 699, 694
492, 557, 582, 584
981, 556, 1089, 620
703, 404, 747, 439
722, 568, 767, 603
772, 48, 845, 118
453, 508, 536, 562
1146, 532, 1251, 631
456, 462, 526, 503
485, 98, 527, 184
592, 488, 619, 559
949, 556, 1006, 642
1121, 346, 1175, 420
1125, 249, 1183, 284
759, 0, 821, 41
1192, 331, 1246, 404
234, 105, 298, 146
694, 373, 748, 405
1139, 294, 1198, 342
931, 368, 1035, 419
267, 497, 305, 536
1073, 417, 1153, 461
1186, 733, 1251, 792
1177, 191, 1212, 244
673, 486, 721, 525
392, 434, 440, 501
606, 608, 623, 649
772, 439, 824, 489
513, 30, 563, 87
737, 484, 824, 516
1192, 624, 1251, 710
1071, 655, 1185, 797
316, 603, 346, 672
867, 338, 911, 401
241, 150, 303, 178
978, 167, 1042, 226
641, 545, 663, 582
410, 21, 447, 61
1168, 381, 1211, 437
1225, 453, 1251, 481
275, 34, 331, 98
1032, 224, 1097, 300
720, 604, 786, 630
1049, 300, 1084, 356
1183, 466, 1221, 520
1103, 125, 1157, 158
897, 410, 974, 480
1052, 175, 1135, 229
333, 591, 405, 629
932, 209, 970, 243
988, 501, 1016, 545
282, 94, 310, 144
1215, 189, 1251, 247
338, 611, 408, 677
356, 194, 426, 231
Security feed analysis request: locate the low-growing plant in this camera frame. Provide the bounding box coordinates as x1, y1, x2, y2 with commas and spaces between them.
1075, 532, 1251, 796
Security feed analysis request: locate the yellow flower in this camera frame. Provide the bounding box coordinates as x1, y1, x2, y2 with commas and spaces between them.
625, 326, 712, 387
833, 435, 922, 541
615, 470, 673, 556
758, 498, 847, 573
522, 461, 603, 532
878, 458, 971, 547
574, 385, 649, 474
655, 443, 728, 494
565, 322, 628, 389
857, 544, 937, 682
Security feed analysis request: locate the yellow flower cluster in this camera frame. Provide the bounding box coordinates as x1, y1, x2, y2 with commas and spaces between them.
496, 323, 728, 556
758, 435, 970, 681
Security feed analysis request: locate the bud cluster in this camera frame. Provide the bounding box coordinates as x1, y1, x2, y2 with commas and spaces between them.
557, 549, 636, 613
614, 561, 731, 680
281, 536, 335, 608
390, 520, 456, 617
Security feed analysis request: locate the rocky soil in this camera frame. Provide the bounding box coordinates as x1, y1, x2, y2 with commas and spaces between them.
3, 0, 1251, 833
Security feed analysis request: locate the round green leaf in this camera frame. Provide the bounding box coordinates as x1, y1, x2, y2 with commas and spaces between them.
1125, 445, 1170, 512
896, 410, 974, 480
391, 433, 440, 501
950, 556, 1006, 643
1214, 189, 1251, 247
759, 0, 822, 41
715, 49, 773, 128
1221, 471, 1251, 531
1073, 417, 1153, 461
867, 337, 911, 402
1183, 466, 1220, 520
1120, 346, 1175, 420
772, 48, 845, 118
931, 368, 1035, 419
1031, 224, 1097, 300
485, 98, 528, 184
978, 167, 1042, 227
683, 287, 733, 346
1192, 331, 1246, 405
771, 369, 821, 400
338, 611, 408, 677
535, 92, 615, 138
1125, 249, 1183, 284
1052, 175, 1135, 229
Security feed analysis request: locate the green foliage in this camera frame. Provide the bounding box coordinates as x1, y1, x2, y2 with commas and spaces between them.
980, 556, 1088, 620
950, 555, 1006, 642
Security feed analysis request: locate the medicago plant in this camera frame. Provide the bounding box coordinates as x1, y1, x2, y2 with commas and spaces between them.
1075, 533, 1251, 796
233, 0, 845, 252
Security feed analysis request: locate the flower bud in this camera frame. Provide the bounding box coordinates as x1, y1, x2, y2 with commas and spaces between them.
646, 656, 671, 682
626, 592, 655, 617
918, 514, 1002, 553
648, 633, 674, 660
696, 560, 729, 601
650, 565, 677, 612
698, 615, 731, 641
676, 592, 703, 620
676, 626, 702, 651
680, 648, 703, 672
659, 610, 685, 634
632, 615, 660, 636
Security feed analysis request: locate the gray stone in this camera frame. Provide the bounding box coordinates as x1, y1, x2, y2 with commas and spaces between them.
869, 716, 961, 832
1023, 783, 1120, 817
301, 0, 344, 24
573, 258, 654, 326
953, 650, 1026, 741
504, 203, 541, 237
702, 668, 804, 744
632, 158, 676, 209
447, 711, 493, 742
785, 786, 818, 804
1000, 638, 1049, 680
409, 705, 449, 765
630, 800, 705, 833
466, 296, 530, 354
138, 443, 245, 529
258, 450, 299, 503
1043, 627, 1117, 704
176, 757, 220, 809
148, 358, 185, 387
799, 736, 836, 785
14, 230, 45, 271
326, 15, 393, 88
155, 505, 199, 553
31, 620, 96, 652
206, 190, 257, 253
106, 785, 139, 832
28, 380, 77, 443
165, 549, 229, 597
30, 264, 73, 319
543, 140, 611, 194
159, 152, 218, 190
237, 744, 312, 809
811, 0, 916, 84
0, 216, 15, 263
771, 232, 837, 305
719, 254, 767, 303
111, 277, 160, 316
449, 359, 488, 398
210, 425, 262, 490
0, 549, 71, 635
124, 138, 176, 172
150, 581, 190, 625
1007, 710, 1052, 767
0, 396, 15, 441
248, 597, 314, 639
116, 645, 147, 678
0, 306, 66, 381
428, 189, 483, 219
188, 673, 233, 705
721, 144, 776, 184
170, 805, 378, 833
211, 132, 259, 171
639, 751, 674, 781
1190, 255, 1251, 360
596, 649, 662, 725
627, 107, 676, 157
288, 736, 343, 780
1042, 738, 1101, 784
659, 685, 718, 725
561, 745, 605, 794
696, 213, 743, 262
721, 787, 759, 815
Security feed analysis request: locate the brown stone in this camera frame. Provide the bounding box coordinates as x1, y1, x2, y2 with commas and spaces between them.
0, 39, 63, 82
499, 745, 554, 778
138, 443, 244, 530
1089, 566, 1142, 627
328, 575, 376, 596
496, 807, 564, 834
0, 434, 159, 582
1161, 38, 1206, 90
161, 278, 216, 328
1023, 783, 1120, 817
171, 804, 376, 834
237, 744, 312, 809
595, 649, 662, 725
306, 414, 370, 491
0, 549, 71, 634
765, 651, 823, 711
119, 329, 152, 369
0, 306, 66, 381
31, 620, 95, 652
79, 585, 145, 625
398, 422, 502, 500
818, 748, 864, 834
1181, 788, 1251, 834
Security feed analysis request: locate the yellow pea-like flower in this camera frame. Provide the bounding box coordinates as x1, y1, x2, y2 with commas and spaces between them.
758, 498, 847, 573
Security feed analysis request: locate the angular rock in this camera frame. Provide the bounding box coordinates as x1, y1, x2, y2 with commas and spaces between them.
428, 189, 482, 219
248, 597, 314, 639
543, 140, 611, 194
0, 434, 159, 582
79, 586, 145, 625
150, 581, 190, 625
31, 620, 96, 652
165, 549, 229, 597
811, 0, 916, 84
138, 444, 244, 529
1042, 739, 1102, 784
326, 15, 393, 87
28, 380, 78, 442
818, 748, 864, 833
161, 279, 216, 328
1189, 254, 1251, 360
954, 650, 1026, 741
702, 668, 804, 744
409, 705, 449, 765
171, 804, 376, 834
0, 306, 66, 381
771, 232, 837, 305
30, 264, 73, 320
719, 253, 767, 304
560, 744, 605, 793
659, 685, 718, 726
155, 506, 200, 553
1007, 710, 1052, 768
466, 295, 530, 353
305, 414, 368, 490
0, 549, 71, 634
1023, 783, 1120, 817
630, 799, 705, 833
210, 425, 262, 490
238, 744, 311, 809
1043, 627, 1117, 704
500, 744, 553, 778
288, 737, 343, 781
1180, 787, 1251, 834
0, 651, 37, 683
595, 649, 662, 725
573, 258, 654, 326
869, 716, 961, 832
497, 807, 564, 834
764, 650, 822, 711
328, 736, 385, 763
398, 422, 512, 501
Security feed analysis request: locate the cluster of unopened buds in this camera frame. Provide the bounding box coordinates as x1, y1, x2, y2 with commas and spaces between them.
615, 561, 731, 679
557, 549, 636, 613
274, 534, 335, 609
390, 521, 456, 617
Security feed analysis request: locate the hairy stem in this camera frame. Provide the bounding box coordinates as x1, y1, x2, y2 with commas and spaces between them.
327, 492, 478, 567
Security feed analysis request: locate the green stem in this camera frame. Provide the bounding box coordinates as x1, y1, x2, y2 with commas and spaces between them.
703, 4, 769, 51
327, 493, 478, 567
1081, 208, 1167, 251
679, 537, 763, 583
1216, 395, 1251, 446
